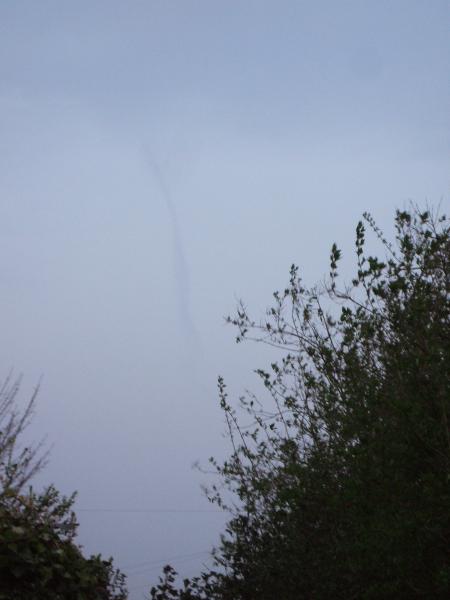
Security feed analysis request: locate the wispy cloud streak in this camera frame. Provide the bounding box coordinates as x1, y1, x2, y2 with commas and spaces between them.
143, 148, 200, 350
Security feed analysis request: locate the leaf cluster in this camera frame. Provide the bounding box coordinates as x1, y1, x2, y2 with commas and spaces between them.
152, 206, 450, 599
0, 485, 127, 600
0, 379, 127, 600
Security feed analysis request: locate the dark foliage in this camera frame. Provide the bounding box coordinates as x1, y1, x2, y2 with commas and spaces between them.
0, 374, 48, 495
0, 379, 127, 600
151, 206, 450, 599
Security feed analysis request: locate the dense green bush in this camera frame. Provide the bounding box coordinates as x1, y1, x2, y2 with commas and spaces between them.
0, 377, 127, 600
0, 485, 127, 600
151, 206, 450, 599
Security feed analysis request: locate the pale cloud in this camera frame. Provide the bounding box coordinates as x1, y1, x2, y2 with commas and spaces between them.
0, 2, 448, 598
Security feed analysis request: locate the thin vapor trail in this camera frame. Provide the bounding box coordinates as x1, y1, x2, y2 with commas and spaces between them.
143, 149, 200, 349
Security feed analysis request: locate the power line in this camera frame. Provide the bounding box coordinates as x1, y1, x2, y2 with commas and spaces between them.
124, 550, 210, 572
127, 553, 213, 593
77, 507, 222, 514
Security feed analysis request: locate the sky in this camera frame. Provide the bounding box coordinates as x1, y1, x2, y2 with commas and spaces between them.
0, 1, 449, 597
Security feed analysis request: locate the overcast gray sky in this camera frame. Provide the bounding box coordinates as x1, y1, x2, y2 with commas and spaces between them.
0, 1, 449, 597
